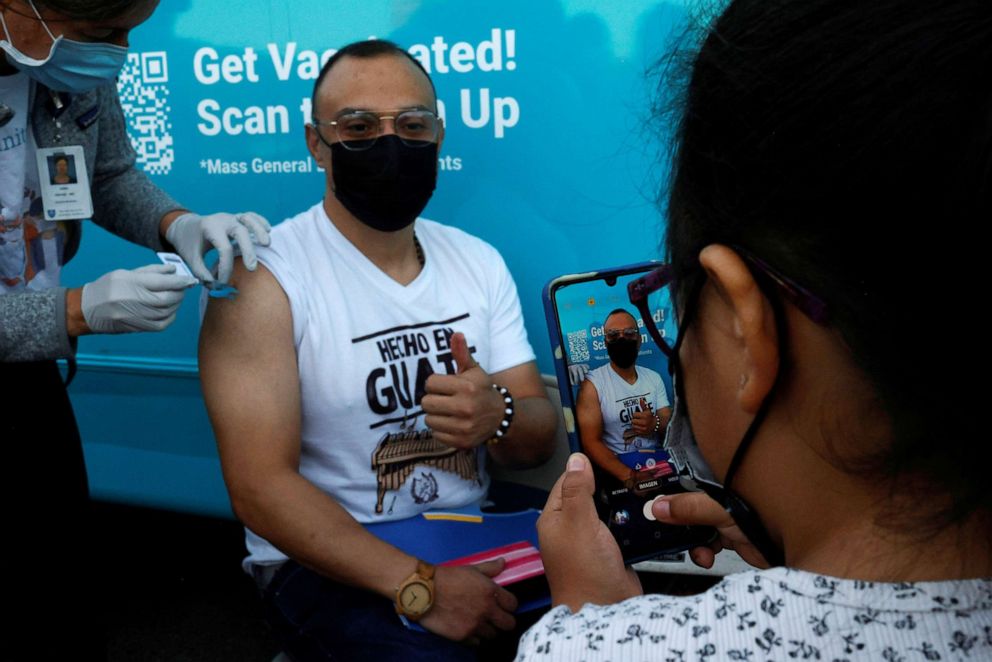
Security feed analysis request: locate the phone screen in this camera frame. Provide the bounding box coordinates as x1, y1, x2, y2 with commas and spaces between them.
544, 263, 715, 563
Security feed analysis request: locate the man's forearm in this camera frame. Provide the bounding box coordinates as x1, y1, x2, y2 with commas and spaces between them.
230, 469, 417, 599
486, 395, 557, 469
583, 439, 632, 483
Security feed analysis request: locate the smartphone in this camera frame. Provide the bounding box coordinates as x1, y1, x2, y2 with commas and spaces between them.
543, 262, 716, 564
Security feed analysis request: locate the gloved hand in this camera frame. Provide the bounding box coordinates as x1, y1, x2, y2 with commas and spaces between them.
567, 363, 590, 387
81, 264, 197, 334
165, 211, 272, 284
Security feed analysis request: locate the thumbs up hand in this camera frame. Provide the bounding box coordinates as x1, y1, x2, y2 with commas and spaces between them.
422, 332, 505, 449
630, 397, 658, 437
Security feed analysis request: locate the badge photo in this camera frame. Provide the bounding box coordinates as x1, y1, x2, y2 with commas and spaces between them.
36, 145, 94, 221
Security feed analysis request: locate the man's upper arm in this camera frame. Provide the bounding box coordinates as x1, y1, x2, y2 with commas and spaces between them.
575, 379, 604, 444
198, 261, 301, 505
483, 245, 536, 374
489, 360, 546, 402
487, 359, 557, 468
657, 377, 672, 409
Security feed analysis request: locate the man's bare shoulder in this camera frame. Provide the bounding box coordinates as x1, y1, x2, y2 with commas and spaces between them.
200, 259, 292, 358
198, 258, 301, 450
576, 378, 599, 405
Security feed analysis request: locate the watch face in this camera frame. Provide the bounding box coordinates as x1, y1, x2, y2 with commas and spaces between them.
399, 581, 432, 615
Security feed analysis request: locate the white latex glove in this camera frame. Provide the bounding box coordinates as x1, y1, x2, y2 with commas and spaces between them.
164, 211, 271, 284
81, 264, 197, 334
567, 363, 590, 387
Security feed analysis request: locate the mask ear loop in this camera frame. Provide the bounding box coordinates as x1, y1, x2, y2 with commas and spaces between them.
1, 0, 59, 64
5, 0, 57, 41
672, 270, 787, 567
720, 276, 788, 567
25, 0, 57, 40
722, 269, 787, 487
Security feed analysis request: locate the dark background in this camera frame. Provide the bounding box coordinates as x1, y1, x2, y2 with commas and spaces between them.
94, 502, 279, 662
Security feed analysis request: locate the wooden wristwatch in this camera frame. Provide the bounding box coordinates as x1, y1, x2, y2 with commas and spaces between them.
394, 559, 436, 620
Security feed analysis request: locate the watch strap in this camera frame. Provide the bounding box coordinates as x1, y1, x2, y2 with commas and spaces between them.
416, 559, 436, 581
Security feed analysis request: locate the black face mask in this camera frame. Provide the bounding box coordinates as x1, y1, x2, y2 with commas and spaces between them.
606, 338, 639, 369
328, 135, 438, 232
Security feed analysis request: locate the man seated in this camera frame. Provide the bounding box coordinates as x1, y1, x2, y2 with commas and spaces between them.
198, 39, 557, 661
576, 308, 672, 483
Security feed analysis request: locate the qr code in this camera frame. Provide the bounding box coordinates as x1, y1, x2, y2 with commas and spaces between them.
566, 329, 590, 362
117, 51, 174, 175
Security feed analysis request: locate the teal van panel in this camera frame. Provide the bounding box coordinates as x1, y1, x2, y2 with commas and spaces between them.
67, 0, 690, 515
66, 354, 233, 517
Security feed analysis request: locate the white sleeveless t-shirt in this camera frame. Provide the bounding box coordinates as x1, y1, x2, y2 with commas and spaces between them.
585, 363, 669, 454
244, 202, 536, 568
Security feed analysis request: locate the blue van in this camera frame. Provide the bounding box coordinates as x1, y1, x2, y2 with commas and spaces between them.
67, 0, 689, 519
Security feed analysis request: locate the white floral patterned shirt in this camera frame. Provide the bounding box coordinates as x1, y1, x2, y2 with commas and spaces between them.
516, 567, 992, 661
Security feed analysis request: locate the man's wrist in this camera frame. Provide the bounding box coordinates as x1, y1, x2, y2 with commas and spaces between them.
371, 554, 419, 600
485, 384, 514, 446
394, 558, 436, 620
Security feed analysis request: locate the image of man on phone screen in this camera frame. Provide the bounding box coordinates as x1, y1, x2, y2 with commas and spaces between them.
575, 308, 672, 483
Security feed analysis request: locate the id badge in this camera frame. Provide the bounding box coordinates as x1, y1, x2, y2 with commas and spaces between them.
35, 145, 94, 221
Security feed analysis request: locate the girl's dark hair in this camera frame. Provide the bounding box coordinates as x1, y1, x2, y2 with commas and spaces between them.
665, 0, 992, 529
35, 0, 141, 20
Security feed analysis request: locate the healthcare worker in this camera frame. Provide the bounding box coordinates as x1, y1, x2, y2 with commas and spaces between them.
0, 0, 269, 656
